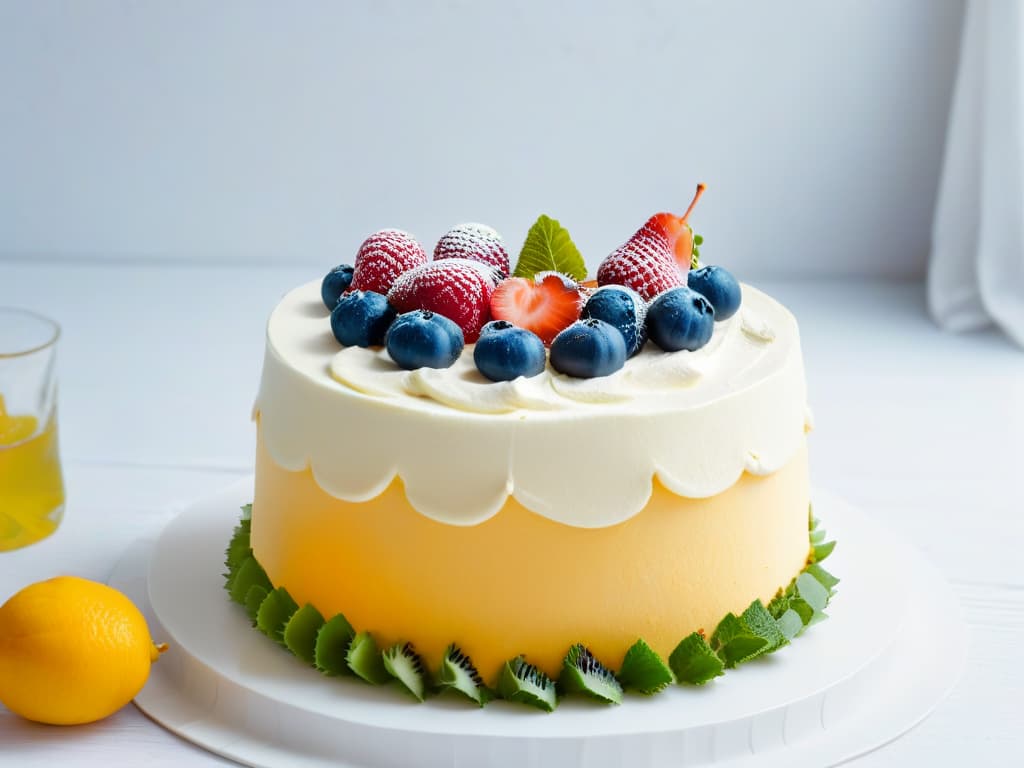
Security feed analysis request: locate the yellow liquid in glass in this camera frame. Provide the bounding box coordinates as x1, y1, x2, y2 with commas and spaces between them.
0, 394, 65, 551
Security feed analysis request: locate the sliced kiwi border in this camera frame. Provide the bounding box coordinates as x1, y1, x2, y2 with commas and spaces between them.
223, 505, 837, 711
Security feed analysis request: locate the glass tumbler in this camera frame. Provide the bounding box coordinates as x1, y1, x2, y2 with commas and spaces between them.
0, 308, 65, 551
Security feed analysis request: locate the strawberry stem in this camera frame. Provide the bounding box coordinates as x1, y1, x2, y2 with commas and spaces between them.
681, 183, 707, 224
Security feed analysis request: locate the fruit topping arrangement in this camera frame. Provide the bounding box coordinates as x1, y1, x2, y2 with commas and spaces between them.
321, 185, 743, 381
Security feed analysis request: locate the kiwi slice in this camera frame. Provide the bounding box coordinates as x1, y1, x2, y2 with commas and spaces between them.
228, 556, 271, 604
223, 519, 252, 589
618, 638, 673, 695
559, 644, 623, 704
497, 656, 557, 712
256, 587, 299, 644
437, 644, 492, 707
345, 631, 390, 685
314, 613, 356, 676
283, 604, 326, 665
382, 642, 428, 702
244, 584, 269, 623
669, 631, 724, 685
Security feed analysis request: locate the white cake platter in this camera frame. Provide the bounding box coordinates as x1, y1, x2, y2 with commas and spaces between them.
109, 479, 966, 768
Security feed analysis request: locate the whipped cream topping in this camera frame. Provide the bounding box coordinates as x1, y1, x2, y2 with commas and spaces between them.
254, 280, 810, 528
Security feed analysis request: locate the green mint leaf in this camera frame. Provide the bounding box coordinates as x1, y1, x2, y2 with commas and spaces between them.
787, 596, 817, 628
810, 528, 828, 544
806, 563, 840, 594
710, 613, 769, 668
497, 656, 558, 712
283, 603, 325, 665
314, 614, 356, 676
240, 503, 253, 521
741, 600, 789, 654
812, 539, 836, 563
618, 638, 674, 694
559, 644, 623, 704
513, 215, 587, 281
776, 608, 805, 640
796, 572, 830, 612
669, 632, 724, 685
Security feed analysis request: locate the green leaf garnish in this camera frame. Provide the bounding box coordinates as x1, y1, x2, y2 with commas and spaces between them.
710, 613, 769, 668
382, 642, 428, 702
513, 215, 587, 282
256, 587, 298, 644
806, 563, 840, 593
741, 600, 788, 655
438, 644, 492, 707
283, 603, 325, 665
345, 631, 390, 685
497, 656, 558, 712
240, 503, 253, 521
776, 609, 805, 640
314, 614, 356, 676
228, 556, 271, 604
669, 632, 724, 685
558, 644, 623, 704
244, 584, 269, 623
224, 502, 838, 707
618, 638, 674, 694
811, 539, 836, 563
223, 519, 252, 589
690, 231, 703, 270
795, 572, 830, 613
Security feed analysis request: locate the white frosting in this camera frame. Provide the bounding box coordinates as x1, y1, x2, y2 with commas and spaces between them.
254, 280, 809, 528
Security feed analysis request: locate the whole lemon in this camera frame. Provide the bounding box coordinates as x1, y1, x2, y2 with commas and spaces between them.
0, 575, 167, 725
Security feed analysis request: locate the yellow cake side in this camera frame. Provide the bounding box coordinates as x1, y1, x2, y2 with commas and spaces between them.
251, 432, 811, 680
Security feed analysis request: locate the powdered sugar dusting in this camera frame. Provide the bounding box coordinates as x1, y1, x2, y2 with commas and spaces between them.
596, 230, 686, 302
434, 223, 511, 274
387, 258, 499, 342
350, 229, 428, 295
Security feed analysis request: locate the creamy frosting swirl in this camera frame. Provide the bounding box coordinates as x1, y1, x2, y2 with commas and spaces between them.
254, 280, 809, 528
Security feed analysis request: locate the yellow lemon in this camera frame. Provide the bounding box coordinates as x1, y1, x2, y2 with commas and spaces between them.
0, 575, 167, 725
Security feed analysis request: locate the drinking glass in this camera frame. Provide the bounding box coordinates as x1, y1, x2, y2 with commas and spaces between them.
0, 308, 65, 551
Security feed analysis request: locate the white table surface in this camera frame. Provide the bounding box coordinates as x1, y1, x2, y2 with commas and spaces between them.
0, 262, 1021, 767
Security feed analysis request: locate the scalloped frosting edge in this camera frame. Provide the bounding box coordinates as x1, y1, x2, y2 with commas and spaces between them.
223, 504, 837, 711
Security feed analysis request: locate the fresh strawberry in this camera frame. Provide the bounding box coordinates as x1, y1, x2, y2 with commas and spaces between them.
489, 272, 584, 346
596, 184, 706, 301
387, 258, 499, 343
434, 223, 510, 275
350, 229, 428, 295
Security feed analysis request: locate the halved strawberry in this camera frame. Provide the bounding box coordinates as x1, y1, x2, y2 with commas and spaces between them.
489, 273, 583, 346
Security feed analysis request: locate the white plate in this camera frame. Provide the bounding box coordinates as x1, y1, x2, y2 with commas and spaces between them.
111, 481, 966, 767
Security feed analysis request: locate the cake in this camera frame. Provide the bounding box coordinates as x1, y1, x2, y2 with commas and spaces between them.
224, 188, 836, 708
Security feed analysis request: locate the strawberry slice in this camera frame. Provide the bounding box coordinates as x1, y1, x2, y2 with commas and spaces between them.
489, 273, 583, 346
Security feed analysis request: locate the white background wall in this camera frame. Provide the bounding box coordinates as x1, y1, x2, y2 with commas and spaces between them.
0, 0, 964, 278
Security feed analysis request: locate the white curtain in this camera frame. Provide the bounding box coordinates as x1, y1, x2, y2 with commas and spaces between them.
929, 0, 1024, 348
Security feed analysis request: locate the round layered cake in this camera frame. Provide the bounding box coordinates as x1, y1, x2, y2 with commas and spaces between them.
250, 278, 811, 681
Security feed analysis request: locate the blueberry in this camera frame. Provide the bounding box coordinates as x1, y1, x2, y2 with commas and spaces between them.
321, 264, 355, 310
473, 320, 547, 382
581, 285, 647, 357
549, 318, 627, 379
330, 290, 396, 347
646, 287, 715, 352
385, 310, 465, 370
687, 265, 741, 320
